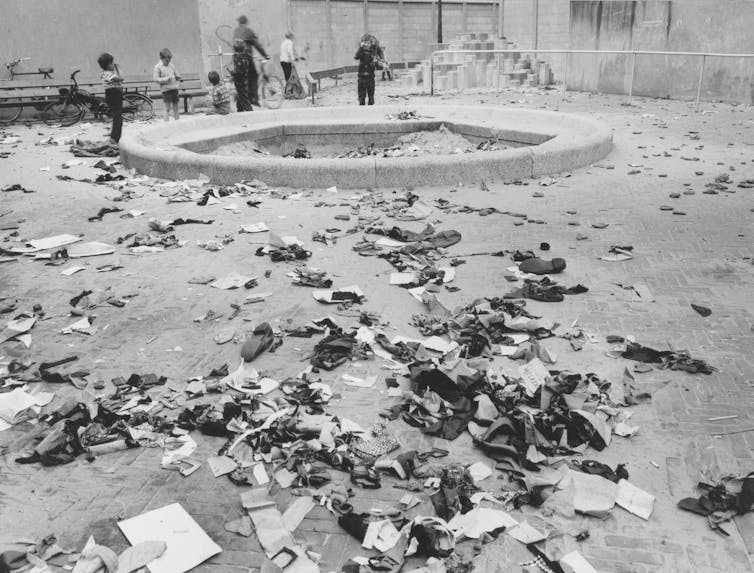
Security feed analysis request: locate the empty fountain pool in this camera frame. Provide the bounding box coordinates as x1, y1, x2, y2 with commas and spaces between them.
119, 105, 613, 189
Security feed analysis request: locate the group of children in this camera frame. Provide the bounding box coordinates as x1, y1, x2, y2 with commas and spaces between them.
97, 29, 387, 144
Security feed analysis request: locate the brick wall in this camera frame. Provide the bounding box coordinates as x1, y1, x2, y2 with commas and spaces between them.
290, 0, 330, 68
403, 2, 436, 61
466, 4, 498, 35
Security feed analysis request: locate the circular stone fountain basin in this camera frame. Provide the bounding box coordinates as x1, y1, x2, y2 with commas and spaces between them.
119, 105, 613, 189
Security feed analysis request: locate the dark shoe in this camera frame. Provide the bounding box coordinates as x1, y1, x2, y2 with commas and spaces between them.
519, 257, 566, 275
240, 322, 275, 362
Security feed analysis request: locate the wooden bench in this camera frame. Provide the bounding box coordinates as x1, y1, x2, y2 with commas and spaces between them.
306, 61, 422, 103
124, 73, 208, 113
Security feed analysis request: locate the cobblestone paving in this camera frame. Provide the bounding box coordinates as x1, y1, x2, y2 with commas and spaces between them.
1, 80, 753, 572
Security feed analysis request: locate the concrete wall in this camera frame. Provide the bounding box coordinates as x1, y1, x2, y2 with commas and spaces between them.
497, 0, 754, 104
0, 0, 203, 81
289, 0, 500, 70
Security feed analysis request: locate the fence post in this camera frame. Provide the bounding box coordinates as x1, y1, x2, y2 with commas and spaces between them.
398, 0, 405, 62
498, 0, 504, 38
561, 52, 568, 99
325, 0, 333, 67
430, 54, 435, 96
695, 54, 706, 112
627, 51, 636, 104
496, 54, 501, 92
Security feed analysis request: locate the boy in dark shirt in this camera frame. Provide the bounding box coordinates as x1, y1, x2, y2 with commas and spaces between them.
232, 40, 253, 111
97, 53, 123, 143
354, 39, 376, 106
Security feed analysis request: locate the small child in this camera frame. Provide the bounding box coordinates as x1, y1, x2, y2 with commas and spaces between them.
153, 48, 182, 121
207, 71, 231, 115
354, 39, 376, 106
231, 39, 253, 112
97, 52, 123, 143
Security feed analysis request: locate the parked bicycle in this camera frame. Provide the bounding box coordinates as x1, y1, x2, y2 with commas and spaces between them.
41, 70, 155, 127
5, 57, 54, 80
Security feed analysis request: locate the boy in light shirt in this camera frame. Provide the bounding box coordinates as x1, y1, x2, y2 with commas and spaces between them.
153, 48, 182, 121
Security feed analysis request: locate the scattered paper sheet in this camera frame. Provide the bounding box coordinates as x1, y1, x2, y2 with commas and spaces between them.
252, 462, 269, 485
447, 507, 517, 539
396, 201, 432, 221
399, 494, 422, 510
0, 387, 38, 424
390, 272, 419, 285
376, 237, 406, 248
1, 316, 36, 342
117, 503, 221, 573
312, 285, 363, 304
507, 521, 546, 544
211, 273, 255, 290
243, 490, 293, 557
518, 358, 550, 396
616, 479, 655, 520
207, 455, 237, 477
362, 519, 401, 552
239, 222, 269, 233
61, 266, 86, 276
343, 374, 376, 388
560, 551, 599, 573
467, 461, 492, 483
8, 234, 82, 253
559, 470, 617, 517
282, 496, 315, 532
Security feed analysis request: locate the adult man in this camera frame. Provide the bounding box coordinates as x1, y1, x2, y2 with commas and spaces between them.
232, 15, 269, 106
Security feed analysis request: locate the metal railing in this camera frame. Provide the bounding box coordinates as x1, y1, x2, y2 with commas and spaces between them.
430, 49, 754, 111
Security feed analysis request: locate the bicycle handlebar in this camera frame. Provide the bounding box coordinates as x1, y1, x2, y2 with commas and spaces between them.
5, 57, 30, 68
71, 69, 80, 86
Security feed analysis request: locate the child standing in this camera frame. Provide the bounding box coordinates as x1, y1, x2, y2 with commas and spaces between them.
231, 40, 253, 112
97, 53, 123, 143
207, 71, 231, 115
354, 37, 376, 105
153, 48, 182, 121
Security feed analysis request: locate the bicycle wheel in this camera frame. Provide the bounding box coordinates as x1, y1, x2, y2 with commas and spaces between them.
41, 100, 84, 127
0, 101, 23, 125
123, 92, 155, 122
262, 75, 284, 109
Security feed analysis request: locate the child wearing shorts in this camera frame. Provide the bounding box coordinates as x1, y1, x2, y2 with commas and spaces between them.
153, 48, 182, 120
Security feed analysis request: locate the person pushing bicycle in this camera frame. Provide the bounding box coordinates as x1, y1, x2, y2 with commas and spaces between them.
232, 15, 269, 107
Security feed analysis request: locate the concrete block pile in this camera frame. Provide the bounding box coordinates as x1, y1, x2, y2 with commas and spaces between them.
400, 32, 554, 92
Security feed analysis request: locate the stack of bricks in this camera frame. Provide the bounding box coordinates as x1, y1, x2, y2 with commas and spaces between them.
400, 32, 554, 91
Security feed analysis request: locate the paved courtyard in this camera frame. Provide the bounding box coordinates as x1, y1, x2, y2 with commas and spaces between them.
1, 79, 753, 573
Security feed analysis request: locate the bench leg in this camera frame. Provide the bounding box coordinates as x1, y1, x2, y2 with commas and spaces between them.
184, 96, 189, 114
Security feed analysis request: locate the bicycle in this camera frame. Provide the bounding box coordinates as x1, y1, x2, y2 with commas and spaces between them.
214, 24, 283, 109
5, 57, 54, 80
40, 70, 155, 127
257, 58, 284, 109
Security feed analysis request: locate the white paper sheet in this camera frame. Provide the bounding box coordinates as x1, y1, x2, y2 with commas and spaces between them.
0, 387, 38, 424
447, 507, 518, 539
507, 521, 546, 544
118, 503, 221, 573
560, 550, 599, 573
518, 358, 550, 396
616, 479, 655, 520
281, 496, 315, 532
239, 222, 269, 233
